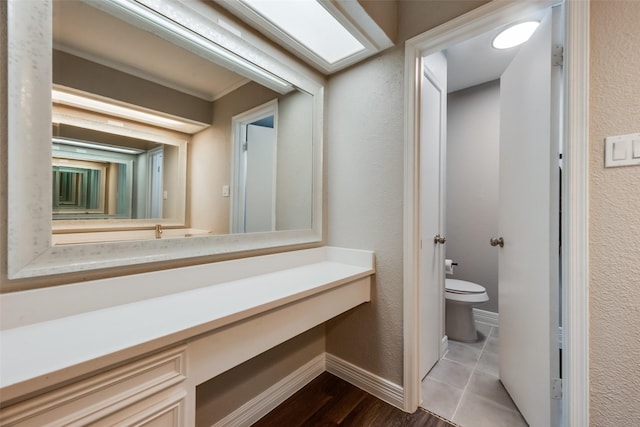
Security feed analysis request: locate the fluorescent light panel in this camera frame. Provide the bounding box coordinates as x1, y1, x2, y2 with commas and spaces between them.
240, 0, 365, 64
53, 137, 144, 155
52, 89, 186, 128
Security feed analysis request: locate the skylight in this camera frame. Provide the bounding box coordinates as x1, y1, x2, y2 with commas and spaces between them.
240, 0, 365, 64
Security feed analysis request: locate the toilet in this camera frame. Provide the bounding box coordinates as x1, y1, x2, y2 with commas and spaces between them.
445, 278, 489, 342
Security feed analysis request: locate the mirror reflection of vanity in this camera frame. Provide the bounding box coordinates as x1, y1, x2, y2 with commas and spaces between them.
6, 0, 325, 278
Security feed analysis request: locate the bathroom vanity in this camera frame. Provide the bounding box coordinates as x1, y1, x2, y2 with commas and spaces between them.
0, 247, 374, 426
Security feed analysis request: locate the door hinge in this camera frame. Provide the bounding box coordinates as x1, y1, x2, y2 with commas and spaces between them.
242, 142, 248, 151
551, 378, 562, 400
552, 44, 564, 67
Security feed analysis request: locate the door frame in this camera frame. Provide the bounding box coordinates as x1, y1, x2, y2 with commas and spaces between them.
402, 1, 589, 426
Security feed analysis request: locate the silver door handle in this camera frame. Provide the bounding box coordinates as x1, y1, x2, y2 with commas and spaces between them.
434, 234, 446, 244
490, 237, 504, 247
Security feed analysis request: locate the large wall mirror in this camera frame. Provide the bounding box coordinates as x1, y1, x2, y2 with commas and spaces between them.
6, 0, 324, 279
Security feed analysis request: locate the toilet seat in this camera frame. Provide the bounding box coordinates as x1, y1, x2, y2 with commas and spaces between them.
445, 279, 489, 303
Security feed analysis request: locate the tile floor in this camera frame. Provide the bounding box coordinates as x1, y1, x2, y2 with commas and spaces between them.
421, 322, 529, 427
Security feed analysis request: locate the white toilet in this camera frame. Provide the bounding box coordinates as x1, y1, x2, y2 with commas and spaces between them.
445, 278, 489, 342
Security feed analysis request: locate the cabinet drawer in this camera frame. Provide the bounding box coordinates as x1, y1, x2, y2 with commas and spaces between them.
1, 346, 186, 426
91, 388, 186, 427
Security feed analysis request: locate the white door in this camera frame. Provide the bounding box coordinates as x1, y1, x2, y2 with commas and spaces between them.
149, 148, 164, 219
419, 53, 447, 379
498, 8, 560, 427
244, 124, 276, 233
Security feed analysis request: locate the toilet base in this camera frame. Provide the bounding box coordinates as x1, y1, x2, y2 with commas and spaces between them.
445, 300, 480, 342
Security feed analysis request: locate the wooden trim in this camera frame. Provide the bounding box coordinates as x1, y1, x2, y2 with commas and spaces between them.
562, 1, 590, 425
473, 309, 499, 328
402, 34, 422, 413
326, 354, 404, 410
0, 346, 187, 425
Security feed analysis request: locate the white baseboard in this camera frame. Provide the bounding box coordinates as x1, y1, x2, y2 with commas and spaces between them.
212, 354, 325, 427
473, 308, 499, 327
325, 353, 404, 410
441, 335, 449, 357
472, 309, 564, 349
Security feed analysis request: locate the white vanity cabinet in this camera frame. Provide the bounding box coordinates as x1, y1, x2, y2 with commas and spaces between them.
0, 247, 374, 426
1, 346, 188, 426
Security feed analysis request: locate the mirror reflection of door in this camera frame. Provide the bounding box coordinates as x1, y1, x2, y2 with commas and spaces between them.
244, 122, 276, 232
149, 148, 164, 219
232, 101, 278, 234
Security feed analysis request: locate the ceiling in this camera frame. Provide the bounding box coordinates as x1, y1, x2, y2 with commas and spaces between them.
53, 0, 249, 102
445, 9, 548, 93
445, 29, 522, 93
52, 1, 547, 99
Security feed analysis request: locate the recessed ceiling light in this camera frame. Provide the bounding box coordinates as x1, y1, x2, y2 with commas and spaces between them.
492, 21, 540, 50
240, 0, 365, 64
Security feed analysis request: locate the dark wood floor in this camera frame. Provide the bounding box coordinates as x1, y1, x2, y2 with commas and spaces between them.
251, 372, 456, 427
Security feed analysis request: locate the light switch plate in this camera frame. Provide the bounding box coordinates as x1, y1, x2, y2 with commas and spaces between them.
605, 133, 640, 167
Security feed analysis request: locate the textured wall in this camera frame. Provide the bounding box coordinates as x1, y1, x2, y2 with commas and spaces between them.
589, 1, 640, 425
446, 81, 500, 313
326, 46, 406, 384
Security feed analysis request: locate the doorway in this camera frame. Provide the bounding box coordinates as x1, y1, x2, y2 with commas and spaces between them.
403, 1, 589, 426
231, 100, 278, 233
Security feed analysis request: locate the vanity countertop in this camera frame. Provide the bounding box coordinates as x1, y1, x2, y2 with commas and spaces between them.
0, 247, 375, 403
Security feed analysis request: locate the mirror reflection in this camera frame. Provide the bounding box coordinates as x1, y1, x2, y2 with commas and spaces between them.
52, 0, 313, 242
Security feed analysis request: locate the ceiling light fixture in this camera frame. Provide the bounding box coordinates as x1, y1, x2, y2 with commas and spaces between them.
240, 0, 365, 64
492, 21, 540, 50
52, 88, 186, 128
52, 137, 145, 155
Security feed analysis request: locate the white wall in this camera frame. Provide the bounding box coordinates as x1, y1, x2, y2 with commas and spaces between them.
325, 46, 405, 384
445, 81, 500, 313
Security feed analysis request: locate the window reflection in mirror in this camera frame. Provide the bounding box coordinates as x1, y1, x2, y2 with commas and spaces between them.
51, 0, 313, 244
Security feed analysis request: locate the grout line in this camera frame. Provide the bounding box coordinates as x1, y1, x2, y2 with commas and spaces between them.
450, 326, 493, 421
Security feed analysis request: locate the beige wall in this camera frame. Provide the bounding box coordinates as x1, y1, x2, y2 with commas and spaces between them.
53, 50, 212, 123
189, 82, 279, 233
589, 1, 640, 425
326, 45, 406, 384
275, 90, 314, 231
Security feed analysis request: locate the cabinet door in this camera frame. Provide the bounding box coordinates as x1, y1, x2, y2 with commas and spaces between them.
96, 388, 186, 427
0, 347, 187, 427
